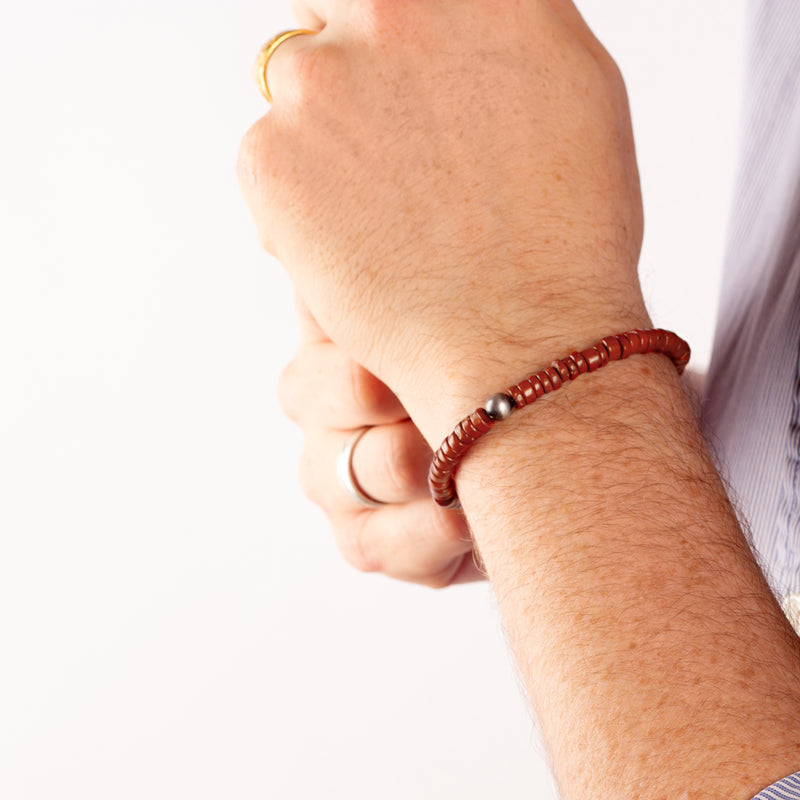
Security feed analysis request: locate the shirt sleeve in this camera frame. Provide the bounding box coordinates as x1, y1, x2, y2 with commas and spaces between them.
751, 772, 800, 799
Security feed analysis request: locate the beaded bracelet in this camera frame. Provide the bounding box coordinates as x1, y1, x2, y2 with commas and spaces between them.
428, 329, 690, 509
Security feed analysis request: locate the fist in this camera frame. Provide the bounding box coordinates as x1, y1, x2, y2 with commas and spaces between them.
240, 0, 650, 442
279, 296, 484, 587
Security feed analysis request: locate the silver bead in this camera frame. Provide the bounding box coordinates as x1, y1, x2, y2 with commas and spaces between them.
484, 393, 515, 421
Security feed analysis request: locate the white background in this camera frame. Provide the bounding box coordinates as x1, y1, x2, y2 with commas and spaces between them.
0, 1, 745, 798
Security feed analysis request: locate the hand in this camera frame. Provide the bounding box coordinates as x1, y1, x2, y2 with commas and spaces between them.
238, 0, 651, 443
279, 296, 483, 586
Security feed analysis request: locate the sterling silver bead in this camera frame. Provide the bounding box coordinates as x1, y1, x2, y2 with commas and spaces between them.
484, 392, 515, 421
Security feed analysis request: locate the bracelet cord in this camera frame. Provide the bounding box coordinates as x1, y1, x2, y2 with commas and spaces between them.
428, 328, 691, 509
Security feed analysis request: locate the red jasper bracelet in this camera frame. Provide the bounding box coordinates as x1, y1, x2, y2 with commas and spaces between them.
428, 329, 691, 509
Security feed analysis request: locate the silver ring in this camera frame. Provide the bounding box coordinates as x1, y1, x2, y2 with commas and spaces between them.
336, 428, 388, 508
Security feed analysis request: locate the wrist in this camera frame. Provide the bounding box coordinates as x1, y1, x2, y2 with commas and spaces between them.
403, 298, 653, 448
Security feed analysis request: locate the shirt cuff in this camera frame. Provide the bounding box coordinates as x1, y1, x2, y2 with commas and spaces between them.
751, 772, 800, 799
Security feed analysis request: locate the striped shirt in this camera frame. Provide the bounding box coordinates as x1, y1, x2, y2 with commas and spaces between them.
701, 1, 800, 797
753, 772, 800, 800
704, 0, 800, 607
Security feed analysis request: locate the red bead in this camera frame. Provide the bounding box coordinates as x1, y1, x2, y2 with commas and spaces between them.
601, 336, 623, 361
551, 359, 571, 382
518, 380, 536, 405
652, 330, 666, 350
638, 329, 654, 353
582, 347, 603, 371
562, 356, 580, 379
570, 351, 590, 374
545, 366, 563, 389
627, 330, 647, 353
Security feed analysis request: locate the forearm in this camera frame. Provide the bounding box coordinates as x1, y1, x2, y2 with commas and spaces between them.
449, 346, 800, 798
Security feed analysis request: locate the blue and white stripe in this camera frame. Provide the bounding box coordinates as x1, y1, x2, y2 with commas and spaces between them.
703, 0, 800, 605
752, 772, 800, 800
704, 6, 800, 793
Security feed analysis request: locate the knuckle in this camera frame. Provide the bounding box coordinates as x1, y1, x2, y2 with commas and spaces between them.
592, 50, 627, 105
297, 445, 322, 504
237, 120, 281, 255
236, 120, 270, 192
604, 55, 624, 88
417, 569, 457, 591
290, 43, 347, 105
348, 361, 388, 419
277, 359, 300, 422
430, 505, 472, 548
381, 430, 421, 496
587, 50, 627, 107
333, 517, 382, 574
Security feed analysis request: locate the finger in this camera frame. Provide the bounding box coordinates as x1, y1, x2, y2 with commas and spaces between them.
260, 29, 318, 107
292, 0, 326, 30
280, 345, 406, 428
328, 499, 477, 587
299, 421, 431, 507
350, 422, 432, 504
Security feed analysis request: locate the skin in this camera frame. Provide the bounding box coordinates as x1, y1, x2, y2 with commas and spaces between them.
239, 0, 800, 796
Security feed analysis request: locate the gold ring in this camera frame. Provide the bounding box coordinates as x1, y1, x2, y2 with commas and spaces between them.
254, 29, 316, 104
